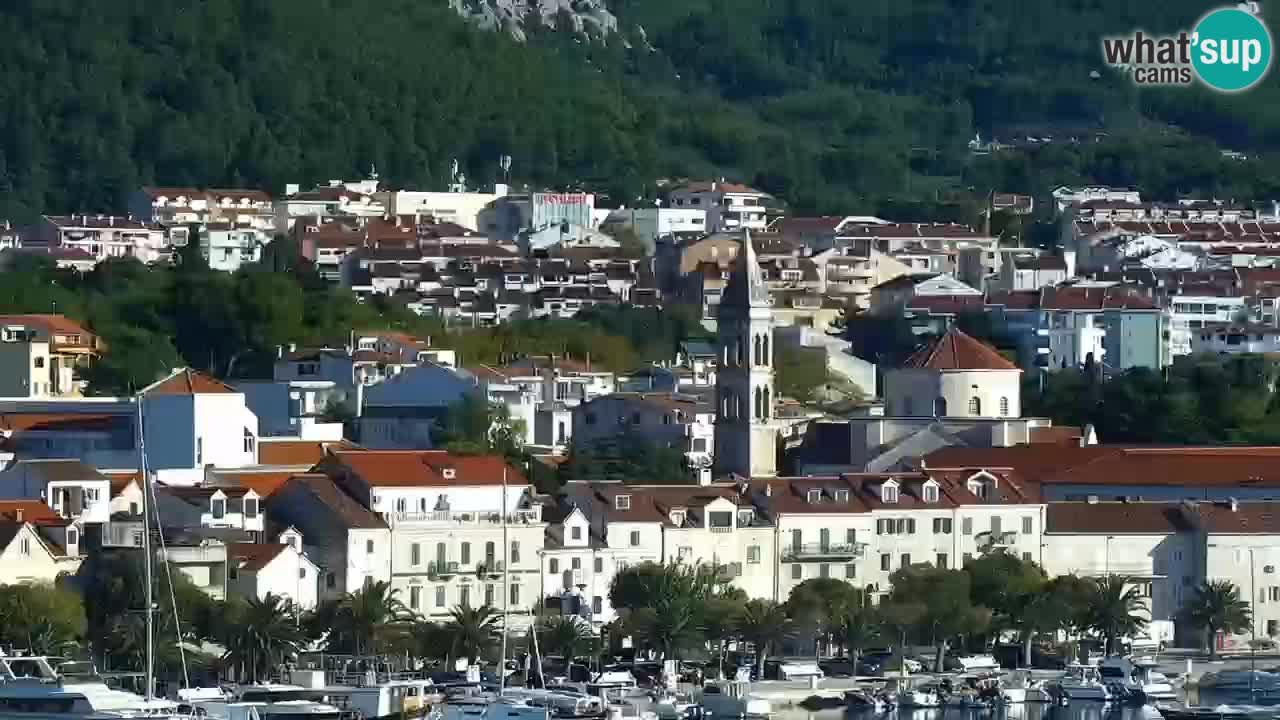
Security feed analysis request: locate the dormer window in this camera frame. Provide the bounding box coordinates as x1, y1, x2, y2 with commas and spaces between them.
738, 509, 754, 526
806, 488, 822, 504
211, 497, 226, 519
833, 489, 850, 503
968, 481, 991, 500
881, 483, 900, 504
671, 510, 686, 526
442, 467, 457, 480
615, 495, 632, 510
922, 482, 940, 504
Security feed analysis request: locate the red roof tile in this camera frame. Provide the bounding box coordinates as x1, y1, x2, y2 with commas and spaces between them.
0, 501, 61, 524
229, 543, 290, 572
257, 439, 361, 467
322, 450, 527, 488
144, 368, 237, 395
903, 327, 1018, 371
1045, 502, 1191, 534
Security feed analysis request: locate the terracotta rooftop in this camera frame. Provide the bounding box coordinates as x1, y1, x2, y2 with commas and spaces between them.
0, 500, 62, 524
270, 474, 387, 529
229, 543, 291, 572
256, 439, 361, 467
143, 368, 238, 395
322, 450, 528, 488
0, 413, 126, 433
208, 470, 302, 498
1045, 502, 1192, 534
1196, 502, 1280, 534
902, 327, 1018, 371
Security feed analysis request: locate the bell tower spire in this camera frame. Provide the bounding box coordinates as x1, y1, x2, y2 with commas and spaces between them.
714, 230, 777, 478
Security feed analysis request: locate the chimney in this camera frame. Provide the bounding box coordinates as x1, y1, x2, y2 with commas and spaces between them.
14, 508, 22, 522
1230, 497, 1239, 512
764, 484, 773, 497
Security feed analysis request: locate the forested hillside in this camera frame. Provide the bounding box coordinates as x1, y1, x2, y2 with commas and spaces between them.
3, 0, 1280, 220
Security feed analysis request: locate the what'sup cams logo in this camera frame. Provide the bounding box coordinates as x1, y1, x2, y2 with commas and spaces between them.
1102, 2, 1272, 92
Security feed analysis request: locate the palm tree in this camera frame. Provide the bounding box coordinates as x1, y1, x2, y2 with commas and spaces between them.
1183, 580, 1252, 658
735, 599, 793, 677
446, 603, 503, 663
1084, 575, 1149, 656
222, 594, 305, 682
539, 615, 593, 663
326, 581, 411, 655
407, 620, 453, 665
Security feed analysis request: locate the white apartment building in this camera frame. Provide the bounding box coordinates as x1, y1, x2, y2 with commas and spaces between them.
667, 181, 771, 233
0, 315, 100, 398
1191, 323, 1280, 355
24, 215, 168, 264
571, 393, 716, 483
377, 186, 508, 231
1169, 294, 1246, 356
277, 182, 386, 231
538, 501, 648, 624
140, 368, 260, 485
307, 451, 545, 627
200, 224, 267, 272
1052, 185, 1142, 215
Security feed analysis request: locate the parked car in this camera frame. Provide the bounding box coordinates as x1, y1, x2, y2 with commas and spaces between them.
818, 659, 858, 678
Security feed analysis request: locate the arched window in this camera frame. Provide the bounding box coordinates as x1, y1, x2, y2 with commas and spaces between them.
753, 336, 762, 366
735, 338, 745, 366
969, 396, 982, 415
763, 388, 770, 419
999, 396, 1010, 416
933, 397, 948, 417
722, 389, 734, 420
762, 336, 769, 365
753, 387, 763, 419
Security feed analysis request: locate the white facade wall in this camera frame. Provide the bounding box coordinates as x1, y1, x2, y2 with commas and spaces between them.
342, 529, 393, 595
379, 190, 505, 231
884, 369, 1022, 419
1205, 537, 1280, 643
241, 548, 321, 610
368, 486, 528, 518
0, 525, 63, 584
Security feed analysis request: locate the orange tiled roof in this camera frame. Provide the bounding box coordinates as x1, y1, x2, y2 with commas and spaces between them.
144, 368, 238, 395
323, 450, 527, 488
903, 327, 1018, 371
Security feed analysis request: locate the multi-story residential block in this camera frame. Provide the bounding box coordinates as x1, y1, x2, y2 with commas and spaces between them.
277, 180, 386, 231
572, 393, 716, 481
130, 187, 275, 232
1169, 292, 1246, 356
666, 181, 771, 233
869, 274, 982, 316
599, 207, 707, 251
301, 451, 544, 625
1192, 323, 1280, 355
0, 315, 100, 397
376, 185, 509, 232
993, 255, 1070, 292
140, 369, 260, 484
199, 223, 267, 271
1051, 185, 1141, 215
22, 215, 168, 264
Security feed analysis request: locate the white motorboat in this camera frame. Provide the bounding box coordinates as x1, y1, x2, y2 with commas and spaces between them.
1197, 671, 1280, 692
438, 687, 546, 720
998, 672, 1052, 704
186, 684, 355, 720
0, 655, 183, 720
1100, 657, 1176, 701
1052, 664, 1113, 703
843, 688, 895, 713
1157, 703, 1280, 720
893, 683, 943, 709
501, 689, 603, 719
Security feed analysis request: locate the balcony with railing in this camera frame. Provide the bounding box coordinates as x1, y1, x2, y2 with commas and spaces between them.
427, 561, 461, 579
476, 560, 505, 578
782, 542, 868, 562
389, 508, 542, 526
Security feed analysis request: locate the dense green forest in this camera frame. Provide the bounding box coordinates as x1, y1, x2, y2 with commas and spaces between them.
3, 0, 1280, 221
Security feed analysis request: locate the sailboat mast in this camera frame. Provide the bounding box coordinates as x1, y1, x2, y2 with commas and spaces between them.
499, 465, 509, 693
136, 399, 155, 700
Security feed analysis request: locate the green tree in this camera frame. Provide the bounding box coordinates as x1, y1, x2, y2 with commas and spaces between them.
735, 599, 793, 677
445, 604, 504, 663
0, 582, 86, 655
538, 614, 593, 662
888, 564, 991, 672
774, 346, 830, 402
1084, 575, 1149, 656
609, 562, 728, 660
221, 594, 306, 682
965, 551, 1047, 639
837, 592, 882, 668
785, 578, 861, 658
1182, 580, 1252, 659
317, 581, 412, 655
